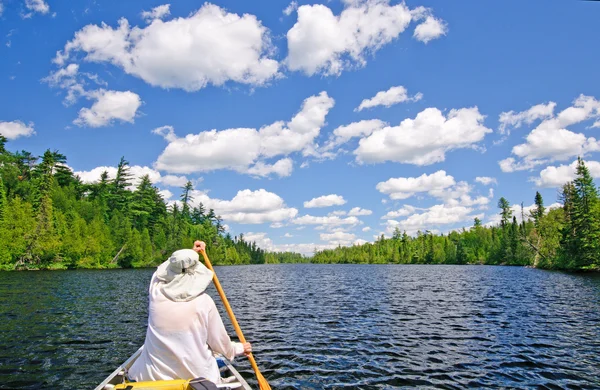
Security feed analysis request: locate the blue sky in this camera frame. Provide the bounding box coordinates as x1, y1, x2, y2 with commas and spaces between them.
1, 0, 600, 254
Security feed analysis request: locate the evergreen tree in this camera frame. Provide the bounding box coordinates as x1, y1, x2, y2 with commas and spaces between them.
571, 157, 600, 268
531, 191, 545, 228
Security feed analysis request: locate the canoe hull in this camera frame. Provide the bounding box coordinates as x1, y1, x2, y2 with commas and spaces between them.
95, 347, 252, 390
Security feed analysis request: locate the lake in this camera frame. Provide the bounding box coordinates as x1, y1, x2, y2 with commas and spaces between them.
0, 264, 599, 389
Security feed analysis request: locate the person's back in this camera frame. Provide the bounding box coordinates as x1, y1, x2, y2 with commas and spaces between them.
128, 246, 250, 384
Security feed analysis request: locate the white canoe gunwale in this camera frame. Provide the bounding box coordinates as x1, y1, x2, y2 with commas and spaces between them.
95, 346, 253, 390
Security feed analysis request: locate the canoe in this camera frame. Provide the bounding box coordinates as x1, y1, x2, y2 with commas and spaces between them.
95, 346, 252, 390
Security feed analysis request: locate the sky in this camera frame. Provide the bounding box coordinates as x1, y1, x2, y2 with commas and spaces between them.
1, 0, 600, 255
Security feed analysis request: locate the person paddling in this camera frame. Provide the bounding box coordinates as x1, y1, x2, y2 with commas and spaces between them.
127, 241, 252, 384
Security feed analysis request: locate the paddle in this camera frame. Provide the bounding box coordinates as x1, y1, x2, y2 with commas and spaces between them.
199, 248, 272, 390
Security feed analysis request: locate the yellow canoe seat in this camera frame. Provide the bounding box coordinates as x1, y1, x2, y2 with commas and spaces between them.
114, 379, 190, 390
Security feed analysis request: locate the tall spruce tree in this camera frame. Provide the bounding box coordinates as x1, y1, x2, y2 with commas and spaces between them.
571, 157, 600, 268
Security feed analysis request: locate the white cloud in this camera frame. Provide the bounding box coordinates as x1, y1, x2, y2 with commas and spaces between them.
321, 119, 387, 153
499, 95, 600, 172
283, 1, 298, 16
348, 207, 372, 216
320, 231, 356, 245
235, 232, 335, 255
385, 204, 478, 235
532, 159, 600, 188
73, 165, 188, 190
0, 2, 4, 16
74, 90, 142, 127
159, 174, 190, 187
141, 4, 170, 22
189, 189, 298, 224
260, 92, 335, 158
356, 86, 422, 112
292, 215, 360, 226
355, 107, 492, 165
54, 4, 279, 91
413, 15, 448, 43
475, 176, 497, 186
304, 194, 346, 208
286, 1, 445, 76
381, 205, 417, 219
246, 158, 293, 178
283, 233, 293, 238
153, 92, 334, 176
376, 170, 456, 200
159, 189, 173, 201
362, 227, 371, 232
430, 181, 492, 208
0, 120, 35, 140
499, 102, 556, 135
25, 0, 49, 14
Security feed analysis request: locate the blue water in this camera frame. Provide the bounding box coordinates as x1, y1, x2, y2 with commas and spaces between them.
0, 264, 599, 389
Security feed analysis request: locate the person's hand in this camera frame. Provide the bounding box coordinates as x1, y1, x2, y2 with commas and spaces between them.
193, 240, 206, 253
243, 342, 252, 356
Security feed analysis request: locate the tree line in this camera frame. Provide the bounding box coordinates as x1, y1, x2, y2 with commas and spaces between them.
0, 136, 306, 270
313, 158, 600, 271
2, 135, 599, 271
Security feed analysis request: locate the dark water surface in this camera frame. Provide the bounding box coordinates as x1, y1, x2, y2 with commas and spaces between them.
0, 264, 599, 389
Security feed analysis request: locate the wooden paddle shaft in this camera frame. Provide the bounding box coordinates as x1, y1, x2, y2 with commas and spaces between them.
199, 250, 267, 385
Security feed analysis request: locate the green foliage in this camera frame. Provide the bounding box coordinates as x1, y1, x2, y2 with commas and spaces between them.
0, 142, 303, 270
314, 158, 600, 271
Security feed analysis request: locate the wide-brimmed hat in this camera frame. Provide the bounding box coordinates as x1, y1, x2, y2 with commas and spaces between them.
155, 249, 214, 302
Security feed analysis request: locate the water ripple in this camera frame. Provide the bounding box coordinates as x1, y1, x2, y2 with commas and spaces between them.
0, 265, 599, 389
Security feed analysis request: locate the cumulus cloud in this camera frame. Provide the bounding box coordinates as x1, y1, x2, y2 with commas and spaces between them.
348, 207, 372, 216
430, 181, 492, 208
320, 231, 356, 245
356, 86, 422, 112
74, 164, 188, 189
320, 119, 387, 154
413, 15, 448, 43
53, 4, 279, 92
74, 90, 142, 127
153, 92, 334, 176
187, 189, 298, 224
246, 158, 294, 178
475, 176, 497, 186
355, 107, 492, 165
286, 0, 446, 76
304, 194, 346, 208
0, 120, 35, 140
385, 204, 480, 235
381, 205, 417, 220
376, 170, 456, 200
499, 95, 600, 172
362, 227, 371, 232
531, 159, 600, 188
141, 4, 170, 22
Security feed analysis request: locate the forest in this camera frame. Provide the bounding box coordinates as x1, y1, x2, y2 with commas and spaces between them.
313, 158, 600, 271
0, 136, 306, 270
1, 134, 599, 271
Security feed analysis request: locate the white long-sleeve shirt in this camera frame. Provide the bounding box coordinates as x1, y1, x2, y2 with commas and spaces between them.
128, 273, 244, 383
